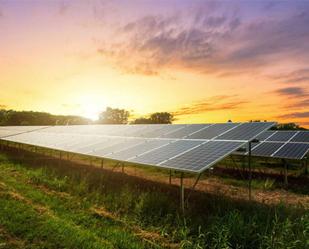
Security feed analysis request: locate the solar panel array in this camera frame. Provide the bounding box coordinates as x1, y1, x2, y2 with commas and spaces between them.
0, 122, 275, 173
239, 131, 309, 160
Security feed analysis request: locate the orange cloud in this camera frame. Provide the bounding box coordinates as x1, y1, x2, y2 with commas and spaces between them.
173, 95, 248, 116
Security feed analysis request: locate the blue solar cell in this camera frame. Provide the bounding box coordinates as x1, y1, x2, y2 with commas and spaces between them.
186, 123, 238, 139
272, 143, 309, 159
265, 131, 297, 142
251, 142, 284, 157
217, 122, 274, 141
161, 141, 244, 172
290, 131, 309, 143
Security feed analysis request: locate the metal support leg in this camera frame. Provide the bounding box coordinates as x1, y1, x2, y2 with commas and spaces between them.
180, 172, 185, 214
121, 163, 124, 173
101, 159, 104, 169
304, 157, 308, 175
169, 170, 172, 184
248, 141, 252, 201
59, 151, 62, 166
283, 159, 288, 186
185, 173, 202, 206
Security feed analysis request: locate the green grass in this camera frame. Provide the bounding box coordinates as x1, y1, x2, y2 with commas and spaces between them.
0, 150, 308, 249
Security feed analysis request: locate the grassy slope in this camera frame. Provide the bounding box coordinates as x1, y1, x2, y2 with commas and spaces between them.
0, 151, 308, 249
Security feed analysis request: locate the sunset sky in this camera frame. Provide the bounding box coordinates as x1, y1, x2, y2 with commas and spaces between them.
0, 0, 308, 126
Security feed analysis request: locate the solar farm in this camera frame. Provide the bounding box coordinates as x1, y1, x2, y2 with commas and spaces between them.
0, 123, 308, 248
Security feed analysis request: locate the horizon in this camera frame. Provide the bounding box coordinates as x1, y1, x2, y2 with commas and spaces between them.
1, 0, 308, 127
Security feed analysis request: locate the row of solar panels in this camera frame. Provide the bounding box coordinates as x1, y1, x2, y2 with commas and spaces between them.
0, 122, 273, 141
0, 123, 274, 173
236, 131, 309, 160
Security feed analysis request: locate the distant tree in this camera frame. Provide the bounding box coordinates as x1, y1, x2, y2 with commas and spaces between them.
131, 117, 152, 124
272, 123, 307, 130
149, 112, 174, 124
0, 109, 90, 126
98, 107, 130, 124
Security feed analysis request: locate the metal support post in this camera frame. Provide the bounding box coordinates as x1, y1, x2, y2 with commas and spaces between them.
169, 170, 172, 184
59, 151, 62, 166
180, 172, 185, 214
283, 159, 288, 186
304, 157, 308, 175
101, 159, 104, 169
248, 141, 252, 201
185, 173, 202, 206
121, 163, 124, 173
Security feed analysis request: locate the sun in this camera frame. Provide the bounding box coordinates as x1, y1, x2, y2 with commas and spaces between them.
83, 105, 100, 121
78, 95, 105, 121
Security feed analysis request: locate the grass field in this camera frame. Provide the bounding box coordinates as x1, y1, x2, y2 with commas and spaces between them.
0, 147, 308, 249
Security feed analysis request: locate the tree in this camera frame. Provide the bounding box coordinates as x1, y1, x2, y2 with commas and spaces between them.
272, 123, 307, 130
98, 107, 130, 124
131, 117, 152, 124
0, 109, 90, 126
149, 112, 174, 124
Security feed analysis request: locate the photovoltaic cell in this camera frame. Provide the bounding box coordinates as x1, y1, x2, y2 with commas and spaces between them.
265, 131, 296, 142
131, 140, 204, 165
256, 131, 276, 141
161, 141, 244, 172
108, 139, 173, 160
186, 123, 238, 139
272, 143, 309, 159
162, 124, 209, 138
290, 131, 309, 143
217, 122, 274, 141
141, 125, 185, 138
251, 142, 285, 157
88, 138, 144, 156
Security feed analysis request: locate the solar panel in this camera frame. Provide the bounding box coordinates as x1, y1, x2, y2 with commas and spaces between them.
87, 138, 144, 156
108, 139, 173, 160
131, 140, 204, 165
68, 138, 113, 153
0, 126, 48, 138
251, 142, 285, 157
0, 122, 276, 173
217, 122, 274, 141
161, 141, 244, 172
290, 131, 309, 143
256, 131, 276, 141
141, 125, 185, 138
186, 123, 238, 139
265, 131, 297, 142
162, 124, 210, 138
272, 143, 309, 159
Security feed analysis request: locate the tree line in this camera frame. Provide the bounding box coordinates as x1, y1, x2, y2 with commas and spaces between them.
0, 107, 306, 130
0, 107, 174, 126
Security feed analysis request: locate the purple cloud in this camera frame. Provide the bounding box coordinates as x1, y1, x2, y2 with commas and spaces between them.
173, 95, 248, 116
274, 87, 308, 97
96, 1, 309, 76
